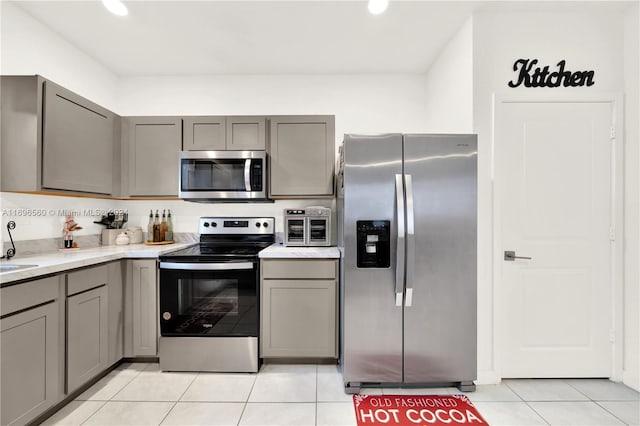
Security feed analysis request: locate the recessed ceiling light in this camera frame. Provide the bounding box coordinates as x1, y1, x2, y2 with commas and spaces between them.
102, 0, 128, 16
368, 0, 389, 15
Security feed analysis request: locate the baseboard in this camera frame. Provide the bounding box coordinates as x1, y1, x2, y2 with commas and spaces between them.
476, 369, 501, 385
623, 369, 640, 392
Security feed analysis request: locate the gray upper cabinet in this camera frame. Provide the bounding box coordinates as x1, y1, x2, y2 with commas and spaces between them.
183, 116, 226, 150
226, 116, 266, 150
1, 76, 120, 195
183, 116, 266, 150
123, 116, 181, 196
42, 81, 115, 194
268, 115, 335, 198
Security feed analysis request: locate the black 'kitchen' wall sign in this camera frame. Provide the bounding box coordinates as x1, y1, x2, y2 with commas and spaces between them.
508, 59, 595, 88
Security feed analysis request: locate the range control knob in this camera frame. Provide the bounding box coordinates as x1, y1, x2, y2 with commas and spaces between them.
255, 222, 261, 227
263, 222, 269, 228
211, 222, 217, 227
203, 222, 210, 227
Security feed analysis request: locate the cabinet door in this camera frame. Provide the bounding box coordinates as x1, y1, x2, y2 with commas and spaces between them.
107, 261, 124, 366
130, 260, 157, 356
226, 116, 266, 150
127, 117, 181, 196
261, 279, 337, 357
183, 116, 226, 150
42, 81, 114, 194
268, 115, 335, 197
1, 301, 60, 426
67, 286, 108, 393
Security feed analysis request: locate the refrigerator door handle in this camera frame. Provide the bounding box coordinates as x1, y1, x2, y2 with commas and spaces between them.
395, 174, 405, 307
405, 174, 415, 307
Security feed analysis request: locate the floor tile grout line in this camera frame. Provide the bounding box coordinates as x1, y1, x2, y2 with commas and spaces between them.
158, 371, 200, 426
237, 370, 259, 425
521, 400, 552, 426
593, 400, 633, 426
78, 400, 108, 425
105, 362, 157, 402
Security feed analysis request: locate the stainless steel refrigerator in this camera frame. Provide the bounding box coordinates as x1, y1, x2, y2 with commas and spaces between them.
338, 133, 477, 393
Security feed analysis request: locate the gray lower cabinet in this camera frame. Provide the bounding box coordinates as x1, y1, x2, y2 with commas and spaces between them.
123, 116, 181, 196
0, 276, 62, 426
268, 115, 335, 198
66, 285, 108, 393
183, 116, 266, 150
66, 265, 109, 394
107, 261, 125, 366
42, 80, 115, 194
260, 259, 338, 358
124, 259, 158, 357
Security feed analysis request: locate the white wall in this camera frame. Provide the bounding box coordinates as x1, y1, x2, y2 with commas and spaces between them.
119, 74, 430, 138
472, 9, 636, 389
422, 17, 474, 133
623, 2, 640, 391
0, 1, 120, 111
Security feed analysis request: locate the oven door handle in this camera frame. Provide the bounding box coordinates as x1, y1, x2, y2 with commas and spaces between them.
159, 262, 255, 271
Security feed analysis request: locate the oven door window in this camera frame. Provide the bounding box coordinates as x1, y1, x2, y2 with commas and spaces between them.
160, 266, 258, 337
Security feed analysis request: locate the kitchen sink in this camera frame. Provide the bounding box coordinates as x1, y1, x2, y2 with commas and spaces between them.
0, 264, 38, 272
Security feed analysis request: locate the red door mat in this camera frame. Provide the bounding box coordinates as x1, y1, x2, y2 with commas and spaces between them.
353, 394, 489, 426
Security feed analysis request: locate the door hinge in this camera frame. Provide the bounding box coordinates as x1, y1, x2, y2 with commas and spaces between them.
610, 127, 616, 139
609, 228, 616, 241
610, 329, 616, 343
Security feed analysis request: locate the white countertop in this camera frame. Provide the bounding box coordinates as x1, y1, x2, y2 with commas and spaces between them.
259, 243, 341, 259
0, 243, 193, 285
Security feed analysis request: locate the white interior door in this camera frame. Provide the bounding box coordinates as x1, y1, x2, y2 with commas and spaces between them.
495, 98, 614, 378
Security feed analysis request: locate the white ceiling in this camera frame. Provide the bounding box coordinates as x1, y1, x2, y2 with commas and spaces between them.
9, 0, 635, 76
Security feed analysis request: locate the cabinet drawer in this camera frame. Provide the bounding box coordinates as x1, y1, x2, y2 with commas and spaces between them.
0, 276, 59, 316
261, 259, 336, 279
67, 264, 108, 296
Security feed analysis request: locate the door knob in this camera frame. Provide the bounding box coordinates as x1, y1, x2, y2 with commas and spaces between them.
504, 250, 532, 261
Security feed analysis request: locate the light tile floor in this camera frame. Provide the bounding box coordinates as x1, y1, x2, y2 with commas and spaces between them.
42, 362, 640, 426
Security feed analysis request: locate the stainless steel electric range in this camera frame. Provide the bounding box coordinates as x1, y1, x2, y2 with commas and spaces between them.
158, 217, 274, 372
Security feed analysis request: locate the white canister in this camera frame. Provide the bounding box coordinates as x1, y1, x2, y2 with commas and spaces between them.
127, 227, 143, 244
115, 232, 130, 245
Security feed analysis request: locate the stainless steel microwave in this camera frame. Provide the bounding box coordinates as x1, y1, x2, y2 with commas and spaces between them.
179, 151, 267, 201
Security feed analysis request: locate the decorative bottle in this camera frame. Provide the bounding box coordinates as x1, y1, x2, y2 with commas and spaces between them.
153, 210, 161, 242
147, 210, 154, 242
165, 210, 174, 242
160, 209, 167, 241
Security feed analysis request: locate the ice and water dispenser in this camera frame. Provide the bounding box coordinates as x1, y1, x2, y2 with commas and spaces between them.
356, 220, 390, 268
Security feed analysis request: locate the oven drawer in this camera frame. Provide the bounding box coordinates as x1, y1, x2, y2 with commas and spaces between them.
261, 259, 336, 279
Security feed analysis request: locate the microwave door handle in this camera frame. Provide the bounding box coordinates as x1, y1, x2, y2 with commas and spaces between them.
244, 159, 252, 191
159, 262, 254, 271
